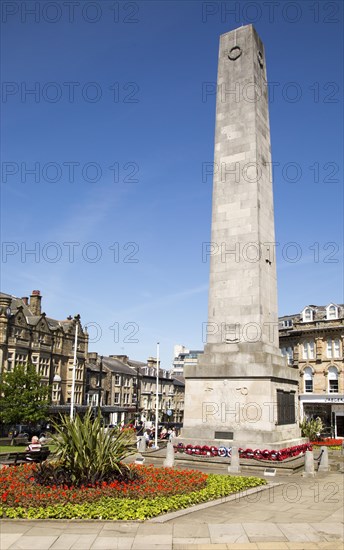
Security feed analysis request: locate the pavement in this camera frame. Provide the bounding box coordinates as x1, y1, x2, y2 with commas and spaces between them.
1, 453, 343, 550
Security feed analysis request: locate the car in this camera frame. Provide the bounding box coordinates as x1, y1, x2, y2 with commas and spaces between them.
8, 424, 31, 438
8, 423, 47, 439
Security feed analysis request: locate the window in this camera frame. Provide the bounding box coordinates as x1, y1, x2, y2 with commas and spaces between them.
302, 308, 314, 322
328, 366, 339, 393
15, 353, 28, 366
52, 382, 61, 403
7, 352, 14, 371
327, 339, 340, 359
334, 339, 340, 358
39, 356, 50, 377
304, 367, 313, 393
282, 319, 293, 328
114, 374, 121, 385
281, 347, 293, 365
326, 304, 338, 320
114, 392, 120, 404
303, 341, 315, 360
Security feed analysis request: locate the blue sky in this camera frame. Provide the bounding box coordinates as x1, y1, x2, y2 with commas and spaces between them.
1, 0, 343, 368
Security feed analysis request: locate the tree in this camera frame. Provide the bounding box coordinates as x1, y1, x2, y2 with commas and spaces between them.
0, 363, 51, 425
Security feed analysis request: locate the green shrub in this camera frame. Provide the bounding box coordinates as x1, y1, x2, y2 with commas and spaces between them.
45, 409, 136, 486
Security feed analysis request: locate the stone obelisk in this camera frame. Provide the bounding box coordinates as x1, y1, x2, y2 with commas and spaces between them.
182, 25, 302, 449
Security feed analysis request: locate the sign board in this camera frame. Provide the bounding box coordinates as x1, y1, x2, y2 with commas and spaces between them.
166, 409, 173, 416
264, 468, 276, 476
215, 431, 234, 440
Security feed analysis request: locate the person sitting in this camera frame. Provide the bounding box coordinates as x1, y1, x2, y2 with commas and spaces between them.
26, 435, 41, 453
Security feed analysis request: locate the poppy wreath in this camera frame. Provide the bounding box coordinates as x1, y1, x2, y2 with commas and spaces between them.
218, 446, 227, 457
201, 445, 211, 456
254, 449, 262, 459
210, 446, 218, 456
173, 442, 312, 460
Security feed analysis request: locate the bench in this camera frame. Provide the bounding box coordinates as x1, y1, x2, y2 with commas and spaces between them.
0, 447, 50, 466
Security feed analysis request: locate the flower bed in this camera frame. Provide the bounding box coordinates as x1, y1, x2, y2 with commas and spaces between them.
0, 463, 266, 520
310, 438, 343, 448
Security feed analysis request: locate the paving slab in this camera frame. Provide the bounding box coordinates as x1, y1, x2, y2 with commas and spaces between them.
50, 534, 84, 550
309, 523, 344, 541
0, 533, 23, 550
208, 524, 249, 544
173, 537, 210, 548
91, 537, 134, 549
131, 534, 172, 549
70, 534, 98, 549
243, 523, 287, 543
277, 524, 325, 543
9, 535, 58, 549
172, 525, 210, 538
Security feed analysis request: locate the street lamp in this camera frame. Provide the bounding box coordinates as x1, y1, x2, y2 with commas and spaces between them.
98, 355, 103, 415
154, 342, 160, 449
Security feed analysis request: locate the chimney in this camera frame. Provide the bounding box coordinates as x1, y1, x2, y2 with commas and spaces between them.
30, 290, 42, 316
21, 297, 29, 306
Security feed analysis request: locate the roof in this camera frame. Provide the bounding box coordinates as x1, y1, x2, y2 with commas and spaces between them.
102, 357, 137, 376
0, 292, 83, 335
279, 304, 344, 323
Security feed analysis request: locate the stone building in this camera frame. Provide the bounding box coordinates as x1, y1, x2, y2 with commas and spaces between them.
279, 303, 344, 438
85, 353, 184, 426
0, 291, 88, 409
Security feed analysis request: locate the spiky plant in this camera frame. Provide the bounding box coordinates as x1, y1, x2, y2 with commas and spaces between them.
300, 417, 323, 441
47, 408, 136, 485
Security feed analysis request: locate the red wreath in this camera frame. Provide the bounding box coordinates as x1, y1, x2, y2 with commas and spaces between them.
210, 446, 218, 456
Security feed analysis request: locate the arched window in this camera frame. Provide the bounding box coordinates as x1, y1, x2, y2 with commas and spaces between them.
302, 307, 314, 322
304, 367, 313, 393
326, 304, 338, 320
328, 366, 339, 393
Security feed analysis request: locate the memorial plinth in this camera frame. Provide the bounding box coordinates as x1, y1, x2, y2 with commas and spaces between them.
181, 25, 303, 450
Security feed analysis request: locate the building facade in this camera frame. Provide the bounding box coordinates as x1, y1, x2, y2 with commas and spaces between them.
171, 345, 203, 376
279, 303, 344, 438
86, 353, 184, 426
0, 291, 88, 409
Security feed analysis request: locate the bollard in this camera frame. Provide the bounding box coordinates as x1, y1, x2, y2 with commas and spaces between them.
163, 440, 175, 468
138, 436, 146, 453
228, 446, 241, 474
302, 449, 316, 477
318, 446, 329, 473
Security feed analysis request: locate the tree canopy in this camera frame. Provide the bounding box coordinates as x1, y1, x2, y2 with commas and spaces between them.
0, 363, 51, 425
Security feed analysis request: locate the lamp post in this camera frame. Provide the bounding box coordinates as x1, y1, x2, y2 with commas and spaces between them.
98, 355, 103, 415
154, 342, 160, 449
70, 316, 79, 420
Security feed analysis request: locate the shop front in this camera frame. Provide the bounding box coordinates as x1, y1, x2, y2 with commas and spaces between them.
300, 394, 344, 438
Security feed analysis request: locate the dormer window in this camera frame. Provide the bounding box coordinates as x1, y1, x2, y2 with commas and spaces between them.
326, 304, 338, 320
302, 307, 314, 322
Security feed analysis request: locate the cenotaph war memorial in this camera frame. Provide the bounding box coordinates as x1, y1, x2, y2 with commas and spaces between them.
181, 25, 303, 449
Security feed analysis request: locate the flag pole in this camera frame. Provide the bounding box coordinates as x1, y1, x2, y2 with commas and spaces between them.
70, 320, 78, 420
154, 342, 160, 449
